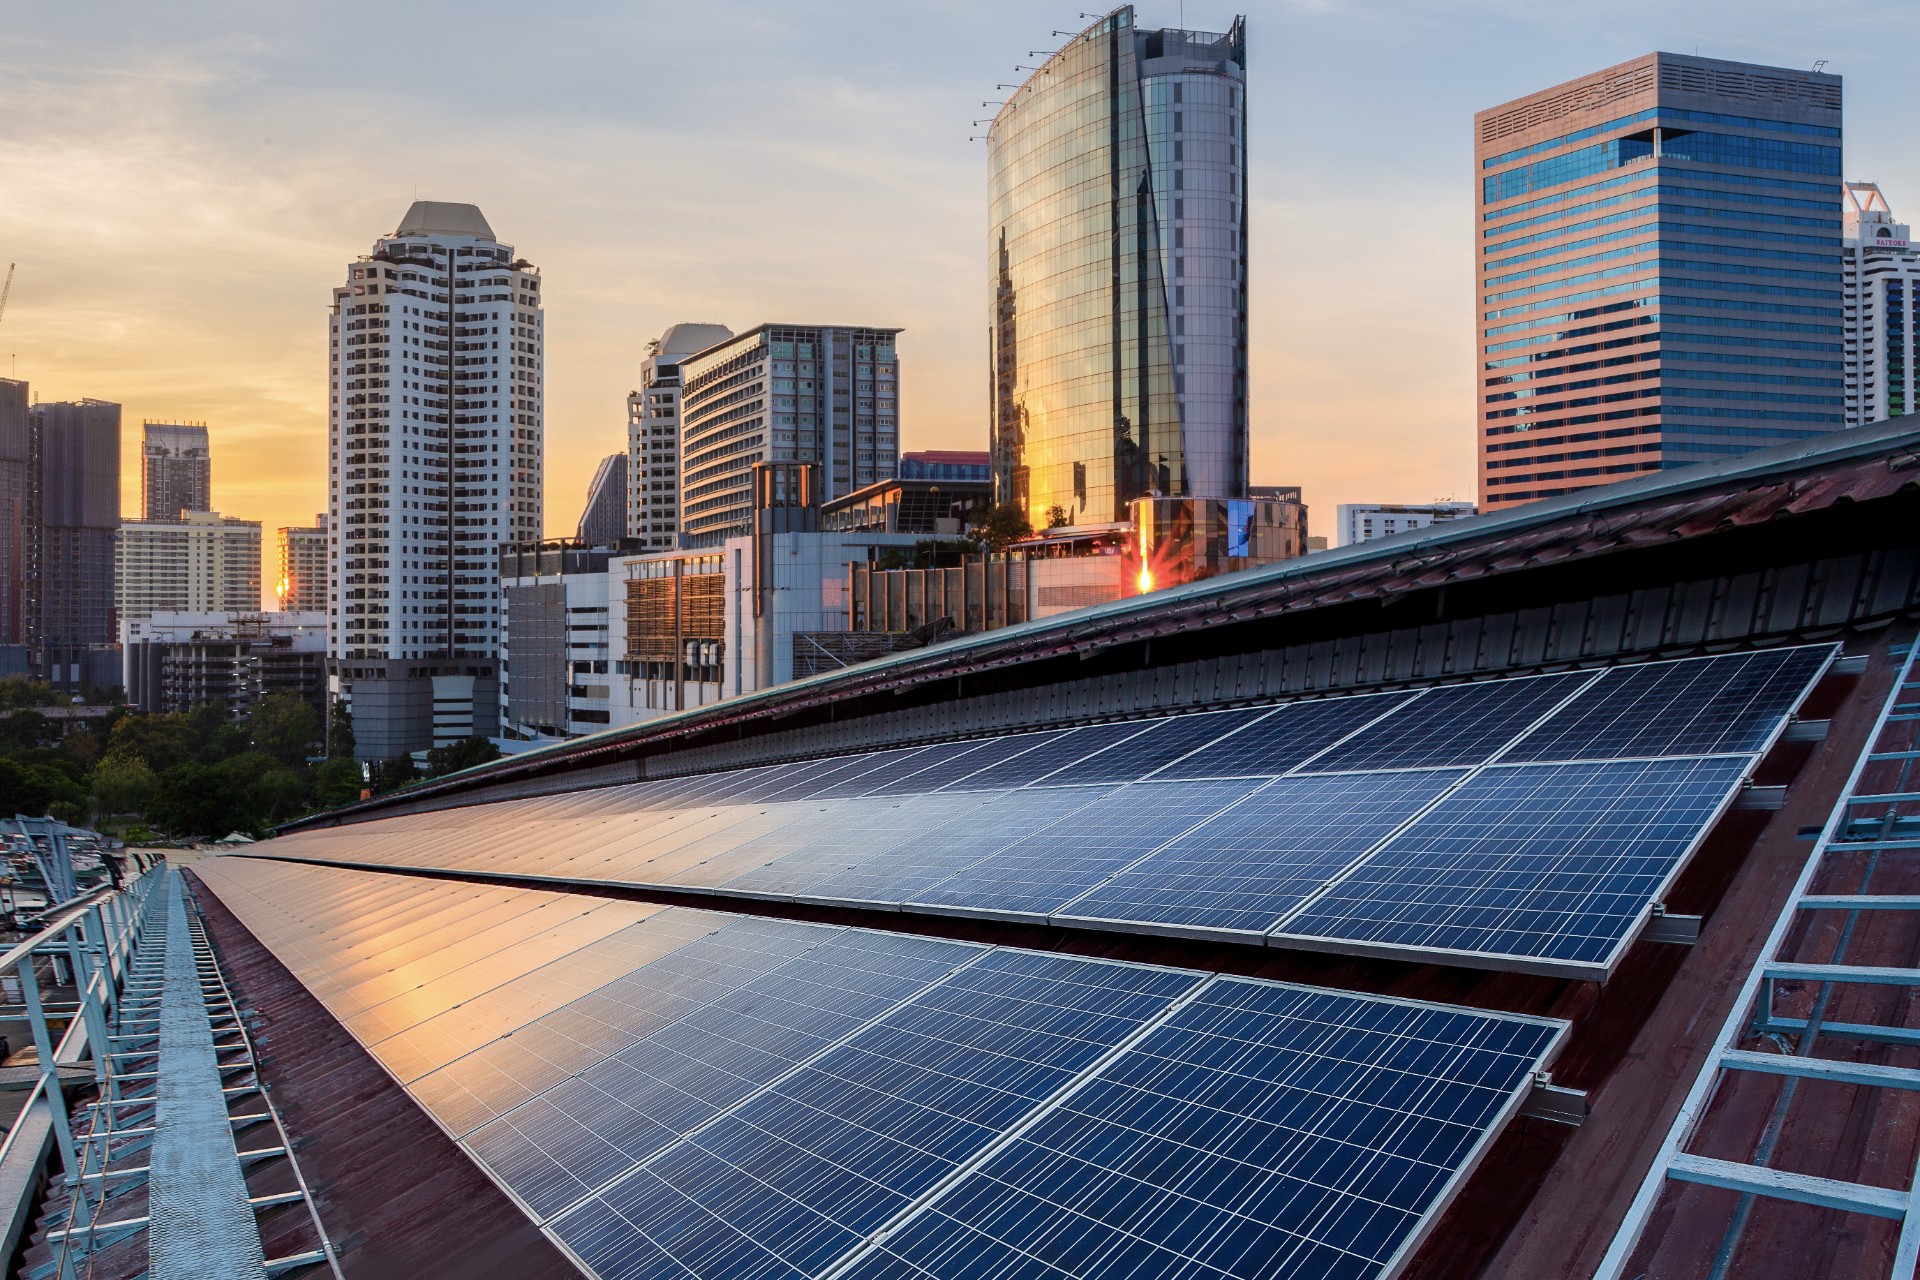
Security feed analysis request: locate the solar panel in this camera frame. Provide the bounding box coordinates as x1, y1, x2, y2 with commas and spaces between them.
859, 739, 1027, 796
1302, 670, 1595, 773
837, 980, 1564, 1280
1276, 756, 1752, 971
547, 951, 1205, 1280
195, 859, 1573, 1280
465, 929, 980, 1219
1056, 769, 1468, 936
1502, 645, 1834, 763
1150, 691, 1416, 780
1045, 707, 1273, 785
940, 722, 1152, 791
910, 779, 1265, 919
801, 786, 1123, 907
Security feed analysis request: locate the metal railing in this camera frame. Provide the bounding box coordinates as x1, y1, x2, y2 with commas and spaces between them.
1596, 640, 1920, 1278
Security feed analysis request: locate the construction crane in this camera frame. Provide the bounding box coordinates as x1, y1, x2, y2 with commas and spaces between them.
0, 263, 13, 328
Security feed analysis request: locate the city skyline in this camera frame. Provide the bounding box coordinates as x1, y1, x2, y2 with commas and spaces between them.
4, 1, 1916, 551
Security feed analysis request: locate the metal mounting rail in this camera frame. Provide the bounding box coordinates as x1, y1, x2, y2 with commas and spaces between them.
1596, 642, 1920, 1279
25, 867, 342, 1280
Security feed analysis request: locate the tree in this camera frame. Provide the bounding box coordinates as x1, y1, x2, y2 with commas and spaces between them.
971, 503, 1033, 552
108, 714, 196, 775
312, 756, 365, 809
92, 754, 157, 819
425, 736, 500, 778
327, 698, 356, 759
249, 694, 320, 766
0, 678, 59, 711
371, 757, 418, 793
1045, 504, 1071, 529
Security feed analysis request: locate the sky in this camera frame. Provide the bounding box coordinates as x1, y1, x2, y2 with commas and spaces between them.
3, 0, 1914, 575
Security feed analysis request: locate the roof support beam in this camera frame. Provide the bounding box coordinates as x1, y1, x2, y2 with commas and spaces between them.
1667, 1154, 1906, 1219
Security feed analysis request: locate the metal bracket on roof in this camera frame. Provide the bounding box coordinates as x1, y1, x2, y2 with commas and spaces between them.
1782, 718, 1831, 743
1642, 904, 1702, 945
1831, 653, 1869, 676
1732, 785, 1788, 811
1519, 1073, 1589, 1126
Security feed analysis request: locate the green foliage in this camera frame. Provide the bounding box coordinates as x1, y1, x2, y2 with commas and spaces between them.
147, 752, 313, 839
873, 538, 982, 572
0, 757, 87, 822
312, 756, 365, 809
0, 711, 49, 754
971, 503, 1034, 551
371, 757, 419, 793
425, 736, 500, 778
107, 714, 196, 775
0, 678, 60, 711
327, 698, 356, 759
249, 693, 321, 766
92, 754, 157, 818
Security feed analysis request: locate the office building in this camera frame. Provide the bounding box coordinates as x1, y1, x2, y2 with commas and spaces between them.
1843, 181, 1920, 425
25, 398, 120, 689
678, 324, 900, 546
328, 201, 542, 757
575, 454, 626, 545
1335, 501, 1476, 547
627, 323, 732, 550
1476, 54, 1845, 510
498, 541, 617, 739
115, 511, 262, 624
140, 421, 212, 520
122, 610, 327, 719
987, 8, 1248, 529
277, 516, 327, 612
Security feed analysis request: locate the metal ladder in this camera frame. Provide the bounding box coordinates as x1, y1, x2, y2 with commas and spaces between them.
1596, 641, 1920, 1279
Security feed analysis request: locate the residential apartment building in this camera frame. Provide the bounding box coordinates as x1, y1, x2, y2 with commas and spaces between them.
277, 516, 327, 612
25, 398, 120, 689
123, 610, 327, 719
575, 453, 626, 546
116, 511, 262, 624
1476, 54, 1846, 510
1335, 502, 1476, 547
627, 323, 732, 550
140, 421, 212, 519
678, 324, 900, 546
328, 200, 543, 757
987, 9, 1249, 528
1843, 182, 1920, 425
498, 541, 615, 739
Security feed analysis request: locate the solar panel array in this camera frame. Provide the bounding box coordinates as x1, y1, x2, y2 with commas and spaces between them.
192, 858, 1566, 1280
257, 646, 1833, 977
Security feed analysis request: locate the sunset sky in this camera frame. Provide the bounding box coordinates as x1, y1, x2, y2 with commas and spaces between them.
5, 0, 1913, 575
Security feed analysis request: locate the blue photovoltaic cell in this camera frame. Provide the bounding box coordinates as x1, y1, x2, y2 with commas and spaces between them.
465, 930, 979, 1219
1302, 671, 1594, 773
1280, 756, 1752, 966
1151, 692, 1416, 780
410, 917, 833, 1136
1503, 645, 1832, 763
550, 951, 1203, 1280
942, 723, 1152, 792
912, 779, 1264, 918
1051, 707, 1273, 785
861, 740, 1028, 797
839, 980, 1561, 1280
1057, 770, 1468, 935
800, 787, 1120, 906
801, 747, 947, 800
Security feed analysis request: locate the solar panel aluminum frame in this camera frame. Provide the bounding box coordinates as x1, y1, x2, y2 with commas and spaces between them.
823, 978, 1573, 1280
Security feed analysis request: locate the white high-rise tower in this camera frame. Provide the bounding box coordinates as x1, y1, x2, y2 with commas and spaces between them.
327, 201, 544, 758
1844, 182, 1920, 427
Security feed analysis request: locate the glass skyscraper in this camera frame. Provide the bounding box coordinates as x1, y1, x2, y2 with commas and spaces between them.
1476, 54, 1845, 510
987, 7, 1247, 529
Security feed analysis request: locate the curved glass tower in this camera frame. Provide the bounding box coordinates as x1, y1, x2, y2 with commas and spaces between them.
987, 7, 1247, 529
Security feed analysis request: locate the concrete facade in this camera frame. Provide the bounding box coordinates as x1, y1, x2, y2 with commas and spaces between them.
626, 322, 733, 551
1842, 181, 1920, 426
140, 422, 212, 521
116, 511, 262, 623
1335, 502, 1476, 547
